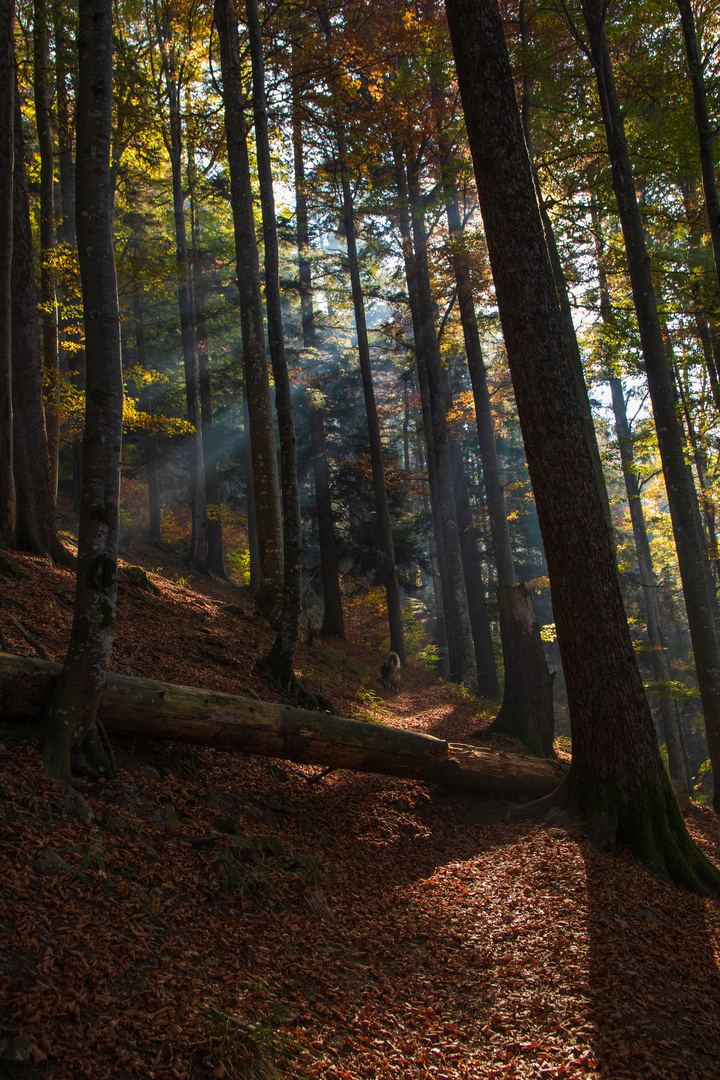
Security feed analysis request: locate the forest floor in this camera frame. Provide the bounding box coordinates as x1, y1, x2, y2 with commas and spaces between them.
1, 522, 720, 1079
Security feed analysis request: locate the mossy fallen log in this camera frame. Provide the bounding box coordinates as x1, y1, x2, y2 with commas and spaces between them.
0, 652, 567, 797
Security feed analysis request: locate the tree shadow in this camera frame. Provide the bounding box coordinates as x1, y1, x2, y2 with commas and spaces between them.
582, 843, 720, 1076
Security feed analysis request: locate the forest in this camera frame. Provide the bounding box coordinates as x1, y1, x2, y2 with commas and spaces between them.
2, 0, 720, 1075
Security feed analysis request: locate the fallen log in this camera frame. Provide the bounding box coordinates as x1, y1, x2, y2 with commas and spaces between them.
0, 652, 567, 797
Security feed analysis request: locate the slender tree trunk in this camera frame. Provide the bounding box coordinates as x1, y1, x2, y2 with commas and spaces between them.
675, 0, 720, 295
34, 0, 60, 500
53, 2, 85, 512
215, 0, 284, 624
292, 40, 345, 638
247, 0, 302, 687
132, 289, 162, 541
336, 133, 405, 662
308, 409, 345, 638
42, 0, 123, 784
442, 170, 553, 735
609, 375, 692, 797
581, 1, 720, 812
406, 158, 476, 688
195, 288, 225, 575
166, 77, 207, 572
11, 85, 68, 564
0, 0, 14, 542
452, 449, 499, 696
393, 148, 454, 674
679, 175, 720, 414
447, 0, 719, 891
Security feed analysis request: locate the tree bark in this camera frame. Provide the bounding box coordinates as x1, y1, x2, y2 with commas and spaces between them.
406, 158, 477, 690
11, 85, 69, 565
446, 0, 720, 892
132, 288, 162, 542
215, 0, 284, 624
336, 132, 405, 662
442, 170, 553, 731
0, 652, 567, 798
33, 0, 60, 500
580, 0, 720, 813
164, 63, 207, 572
41, 0, 123, 784
292, 42, 345, 638
393, 148, 454, 674
675, 0, 720, 296
247, 0, 302, 688
0, 0, 14, 542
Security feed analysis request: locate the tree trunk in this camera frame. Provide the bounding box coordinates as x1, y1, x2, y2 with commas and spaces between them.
608, 373, 692, 798
452, 447, 499, 696
494, 584, 555, 757
393, 148, 455, 675
215, 0, 284, 625
41, 0, 123, 785
675, 0, 720, 295
336, 133, 405, 662
0, 0, 14, 542
581, 1, 720, 813
166, 75, 207, 573
247, 0, 302, 688
406, 159, 477, 690
53, 1, 85, 513
132, 289, 162, 542
309, 408, 345, 637
194, 275, 226, 576
1, 652, 567, 798
446, 0, 720, 892
442, 170, 553, 730
11, 85, 69, 565
292, 43, 345, 638
33, 0, 60, 500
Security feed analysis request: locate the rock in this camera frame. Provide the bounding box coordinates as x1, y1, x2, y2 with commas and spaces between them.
34, 849, 72, 875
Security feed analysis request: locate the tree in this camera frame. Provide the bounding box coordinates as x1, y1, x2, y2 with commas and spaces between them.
0, 0, 14, 543
215, 0, 284, 625
150, 0, 208, 572
246, 0, 303, 689
675, 0, 720, 295
11, 86, 70, 565
33, 0, 61, 498
446, 0, 719, 891
576, 0, 720, 812
42, 0, 123, 783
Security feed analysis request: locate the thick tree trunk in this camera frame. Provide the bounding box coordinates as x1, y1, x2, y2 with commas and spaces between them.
447, 0, 720, 892
41, 0, 123, 785
33, 0, 60, 500
581, 2, 720, 813
0, 653, 566, 798
247, 0, 302, 688
0, 0, 14, 542
493, 584, 555, 757
215, 0, 284, 625
11, 86, 69, 565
